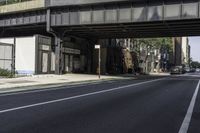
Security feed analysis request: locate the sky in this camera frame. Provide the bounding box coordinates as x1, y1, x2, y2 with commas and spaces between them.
189, 37, 200, 62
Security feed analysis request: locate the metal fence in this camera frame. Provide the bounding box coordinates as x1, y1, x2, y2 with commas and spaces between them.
0, 42, 13, 71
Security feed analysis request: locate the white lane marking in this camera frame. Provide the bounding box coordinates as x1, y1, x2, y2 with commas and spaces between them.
178, 80, 200, 133
0, 81, 105, 97
166, 79, 199, 81
0, 78, 165, 114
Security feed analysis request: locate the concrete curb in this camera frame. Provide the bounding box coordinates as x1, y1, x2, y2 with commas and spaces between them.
149, 73, 170, 76
0, 78, 128, 94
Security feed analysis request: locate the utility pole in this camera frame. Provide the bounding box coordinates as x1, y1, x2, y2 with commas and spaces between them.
95, 44, 101, 79
12, 37, 16, 76
98, 45, 101, 79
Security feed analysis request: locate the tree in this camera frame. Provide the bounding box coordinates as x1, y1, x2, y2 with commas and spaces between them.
191, 61, 200, 68
131, 37, 173, 73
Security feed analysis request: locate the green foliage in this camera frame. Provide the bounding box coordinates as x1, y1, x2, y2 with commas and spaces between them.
133, 37, 173, 51
131, 37, 174, 61
131, 37, 174, 71
191, 61, 200, 68
0, 68, 15, 78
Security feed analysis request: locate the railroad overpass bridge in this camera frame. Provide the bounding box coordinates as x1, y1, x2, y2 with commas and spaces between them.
0, 0, 200, 74
1, 0, 200, 38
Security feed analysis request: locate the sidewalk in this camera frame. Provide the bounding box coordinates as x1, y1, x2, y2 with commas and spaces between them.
0, 74, 127, 93
149, 72, 170, 76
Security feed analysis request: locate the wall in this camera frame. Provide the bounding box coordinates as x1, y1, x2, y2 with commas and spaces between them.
0, 38, 14, 44
0, 35, 53, 75
182, 37, 187, 64
0, 42, 13, 71
15, 37, 36, 74
0, 37, 36, 74
174, 37, 182, 66
0, 38, 14, 71
0, 0, 45, 14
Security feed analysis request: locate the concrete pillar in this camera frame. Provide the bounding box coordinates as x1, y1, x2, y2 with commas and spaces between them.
46, 9, 63, 75
55, 35, 63, 75
151, 55, 154, 73
101, 47, 107, 74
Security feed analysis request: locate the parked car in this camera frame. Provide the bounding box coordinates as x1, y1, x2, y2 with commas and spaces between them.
170, 66, 184, 75
190, 68, 196, 73
196, 68, 200, 72
184, 67, 190, 73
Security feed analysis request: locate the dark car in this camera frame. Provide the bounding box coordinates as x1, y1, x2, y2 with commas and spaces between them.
184, 67, 190, 73
190, 68, 196, 73
170, 66, 184, 74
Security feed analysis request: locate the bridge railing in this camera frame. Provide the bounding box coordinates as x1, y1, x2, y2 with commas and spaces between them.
0, 0, 45, 14
49, 2, 199, 26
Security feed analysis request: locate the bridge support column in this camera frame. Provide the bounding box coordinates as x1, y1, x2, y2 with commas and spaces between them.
46, 9, 63, 75
54, 34, 63, 75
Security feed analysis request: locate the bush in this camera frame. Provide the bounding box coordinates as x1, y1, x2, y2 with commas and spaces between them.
0, 68, 15, 78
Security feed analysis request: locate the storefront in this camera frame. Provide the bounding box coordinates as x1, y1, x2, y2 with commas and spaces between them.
63, 47, 81, 73
0, 35, 93, 75
35, 35, 52, 74
62, 37, 91, 74
0, 35, 52, 75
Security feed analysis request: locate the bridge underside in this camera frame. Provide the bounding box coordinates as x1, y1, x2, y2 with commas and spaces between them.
1, 0, 200, 38
2, 19, 200, 38
0, 24, 47, 38
56, 19, 200, 38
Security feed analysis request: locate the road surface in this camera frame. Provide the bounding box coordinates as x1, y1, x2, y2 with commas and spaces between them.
0, 74, 200, 133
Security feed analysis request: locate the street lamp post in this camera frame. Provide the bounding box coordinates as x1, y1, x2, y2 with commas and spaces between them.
98, 45, 101, 79
95, 44, 101, 79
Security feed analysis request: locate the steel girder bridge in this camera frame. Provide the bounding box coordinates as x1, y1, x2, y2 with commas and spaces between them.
0, 0, 200, 74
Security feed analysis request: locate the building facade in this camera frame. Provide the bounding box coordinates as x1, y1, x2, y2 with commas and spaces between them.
0, 35, 52, 75
172, 37, 190, 67
0, 35, 93, 75
173, 37, 183, 66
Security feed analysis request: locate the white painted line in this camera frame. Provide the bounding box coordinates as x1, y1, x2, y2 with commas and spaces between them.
178, 80, 200, 133
0, 78, 164, 114
166, 78, 199, 81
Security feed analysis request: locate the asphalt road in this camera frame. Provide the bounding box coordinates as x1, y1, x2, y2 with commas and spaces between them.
0, 74, 200, 133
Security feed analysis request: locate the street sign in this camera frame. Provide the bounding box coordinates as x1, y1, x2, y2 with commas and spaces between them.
95, 45, 100, 49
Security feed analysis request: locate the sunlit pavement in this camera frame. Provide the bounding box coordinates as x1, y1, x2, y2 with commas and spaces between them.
0, 73, 199, 133
0, 74, 166, 94
183, 72, 200, 77
0, 74, 127, 93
